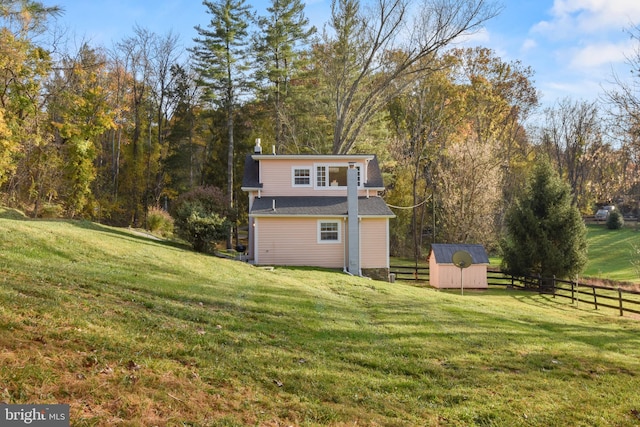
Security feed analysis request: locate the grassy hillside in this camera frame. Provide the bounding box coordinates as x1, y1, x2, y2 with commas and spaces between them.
1, 208, 640, 426
584, 224, 640, 283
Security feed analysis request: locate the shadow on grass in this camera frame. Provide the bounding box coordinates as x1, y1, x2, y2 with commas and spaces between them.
70, 219, 193, 251
0, 207, 193, 253
0, 207, 28, 220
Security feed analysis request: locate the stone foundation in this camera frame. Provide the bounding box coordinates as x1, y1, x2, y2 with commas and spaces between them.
362, 268, 391, 282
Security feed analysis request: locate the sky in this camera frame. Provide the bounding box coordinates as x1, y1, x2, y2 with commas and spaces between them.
50, 0, 640, 111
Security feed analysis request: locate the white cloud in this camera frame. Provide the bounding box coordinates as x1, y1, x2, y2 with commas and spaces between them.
535, 0, 640, 37
521, 38, 537, 52
569, 40, 634, 68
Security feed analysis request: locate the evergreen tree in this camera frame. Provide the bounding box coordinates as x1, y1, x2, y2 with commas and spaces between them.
501, 158, 587, 281
190, 0, 253, 213
253, 0, 316, 147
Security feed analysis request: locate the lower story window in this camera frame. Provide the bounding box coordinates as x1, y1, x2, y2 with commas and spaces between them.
318, 220, 340, 243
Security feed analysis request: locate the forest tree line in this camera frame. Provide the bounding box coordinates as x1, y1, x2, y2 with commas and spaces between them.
1, 0, 639, 258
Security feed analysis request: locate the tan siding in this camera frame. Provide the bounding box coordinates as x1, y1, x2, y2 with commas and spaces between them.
258, 158, 373, 197
428, 251, 488, 289
256, 217, 345, 268
359, 218, 389, 268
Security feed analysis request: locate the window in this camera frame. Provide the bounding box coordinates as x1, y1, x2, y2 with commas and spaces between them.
318, 221, 340, 243
316, 165, 326, 187
316, 165, 360, 188
292, 167, 311, 186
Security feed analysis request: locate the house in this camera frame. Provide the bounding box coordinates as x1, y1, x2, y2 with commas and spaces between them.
241, 140, 395, 280
428, 243, 489, 289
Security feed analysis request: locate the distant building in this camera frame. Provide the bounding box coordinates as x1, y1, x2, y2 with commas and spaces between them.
428, 243, 489, 289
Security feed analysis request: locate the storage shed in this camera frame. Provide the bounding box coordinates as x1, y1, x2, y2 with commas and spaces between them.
428, 244, 489, 289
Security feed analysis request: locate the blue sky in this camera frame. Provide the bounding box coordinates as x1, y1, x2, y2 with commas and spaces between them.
51, 0, 640, 110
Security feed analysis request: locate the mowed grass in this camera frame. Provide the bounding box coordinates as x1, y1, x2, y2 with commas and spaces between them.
584, 223, 640, 283
1, 208, 640, 426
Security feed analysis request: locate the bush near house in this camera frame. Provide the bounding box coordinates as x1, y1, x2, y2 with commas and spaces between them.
171, 186, 232, 253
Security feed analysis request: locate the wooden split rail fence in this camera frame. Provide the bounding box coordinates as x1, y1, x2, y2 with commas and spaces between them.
486, 269, 640, 317
389, 265, 640, 317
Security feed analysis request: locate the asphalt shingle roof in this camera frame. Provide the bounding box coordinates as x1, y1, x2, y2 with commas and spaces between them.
242, 154, 262, 188
430, 243, 489, 265
250, 196, 395, 217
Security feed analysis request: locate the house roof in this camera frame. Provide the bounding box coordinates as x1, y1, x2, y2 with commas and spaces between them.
430, 243, 489, 265
240, 153, 385, 189
250, 196, 395, 217
242, 155, 262, 189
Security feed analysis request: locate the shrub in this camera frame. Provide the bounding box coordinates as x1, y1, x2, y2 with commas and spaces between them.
181, 211, 229, 253
606, 211, 624, 229
171, 186, 232, 253
147, 207, 174, 237
38, 203, 64, 218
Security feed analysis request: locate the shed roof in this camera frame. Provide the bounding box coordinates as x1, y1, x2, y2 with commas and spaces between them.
250, 196, 395, 217
430, 243, 489, 265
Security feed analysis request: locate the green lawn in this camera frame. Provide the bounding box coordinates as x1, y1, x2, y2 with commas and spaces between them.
1, 208, 640, 426
584, 223, 640, 283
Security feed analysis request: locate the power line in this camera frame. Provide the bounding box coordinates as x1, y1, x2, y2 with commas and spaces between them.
386, 195, 431, 210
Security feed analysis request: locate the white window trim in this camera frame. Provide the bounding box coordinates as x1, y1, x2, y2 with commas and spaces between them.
291, 166, 312, 187
317, 220, 342, 243
314, 163, 362, 189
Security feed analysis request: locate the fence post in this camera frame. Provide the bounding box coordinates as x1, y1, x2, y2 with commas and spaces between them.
571, 278, 575, 303
592, 287, 598, 310
618, 288, 624, 316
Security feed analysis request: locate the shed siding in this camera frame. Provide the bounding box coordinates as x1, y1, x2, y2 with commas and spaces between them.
428, 250, 487, 289
359, 218, 389, 269
255, 217, 344, 268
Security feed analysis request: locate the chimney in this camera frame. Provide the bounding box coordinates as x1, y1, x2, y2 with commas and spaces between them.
254, 138, 262, 154
347, 162, 360, 275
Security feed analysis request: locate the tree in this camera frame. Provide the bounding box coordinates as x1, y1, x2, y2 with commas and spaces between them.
539, 98, 604, 212
253, 0, 316, 147
604, 23, 640, 223
501, 158, 587, 282
191, 0, 253, 208
0, 0, 60, 202
316, 0, 500, 154
48, 44, 115, 217
163, 64, 206, 196
386, 54, 462, 257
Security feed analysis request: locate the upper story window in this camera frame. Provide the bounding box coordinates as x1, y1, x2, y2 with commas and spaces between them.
316, 165, 361, 188
292, 167, 312, 186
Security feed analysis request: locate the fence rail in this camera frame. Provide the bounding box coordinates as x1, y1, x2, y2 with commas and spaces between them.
390, 266, 640, 317
389, 265, 429, 282
487, 269, 640, 317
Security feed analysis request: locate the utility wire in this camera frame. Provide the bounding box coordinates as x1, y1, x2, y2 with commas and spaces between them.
386, 195, 431, 210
